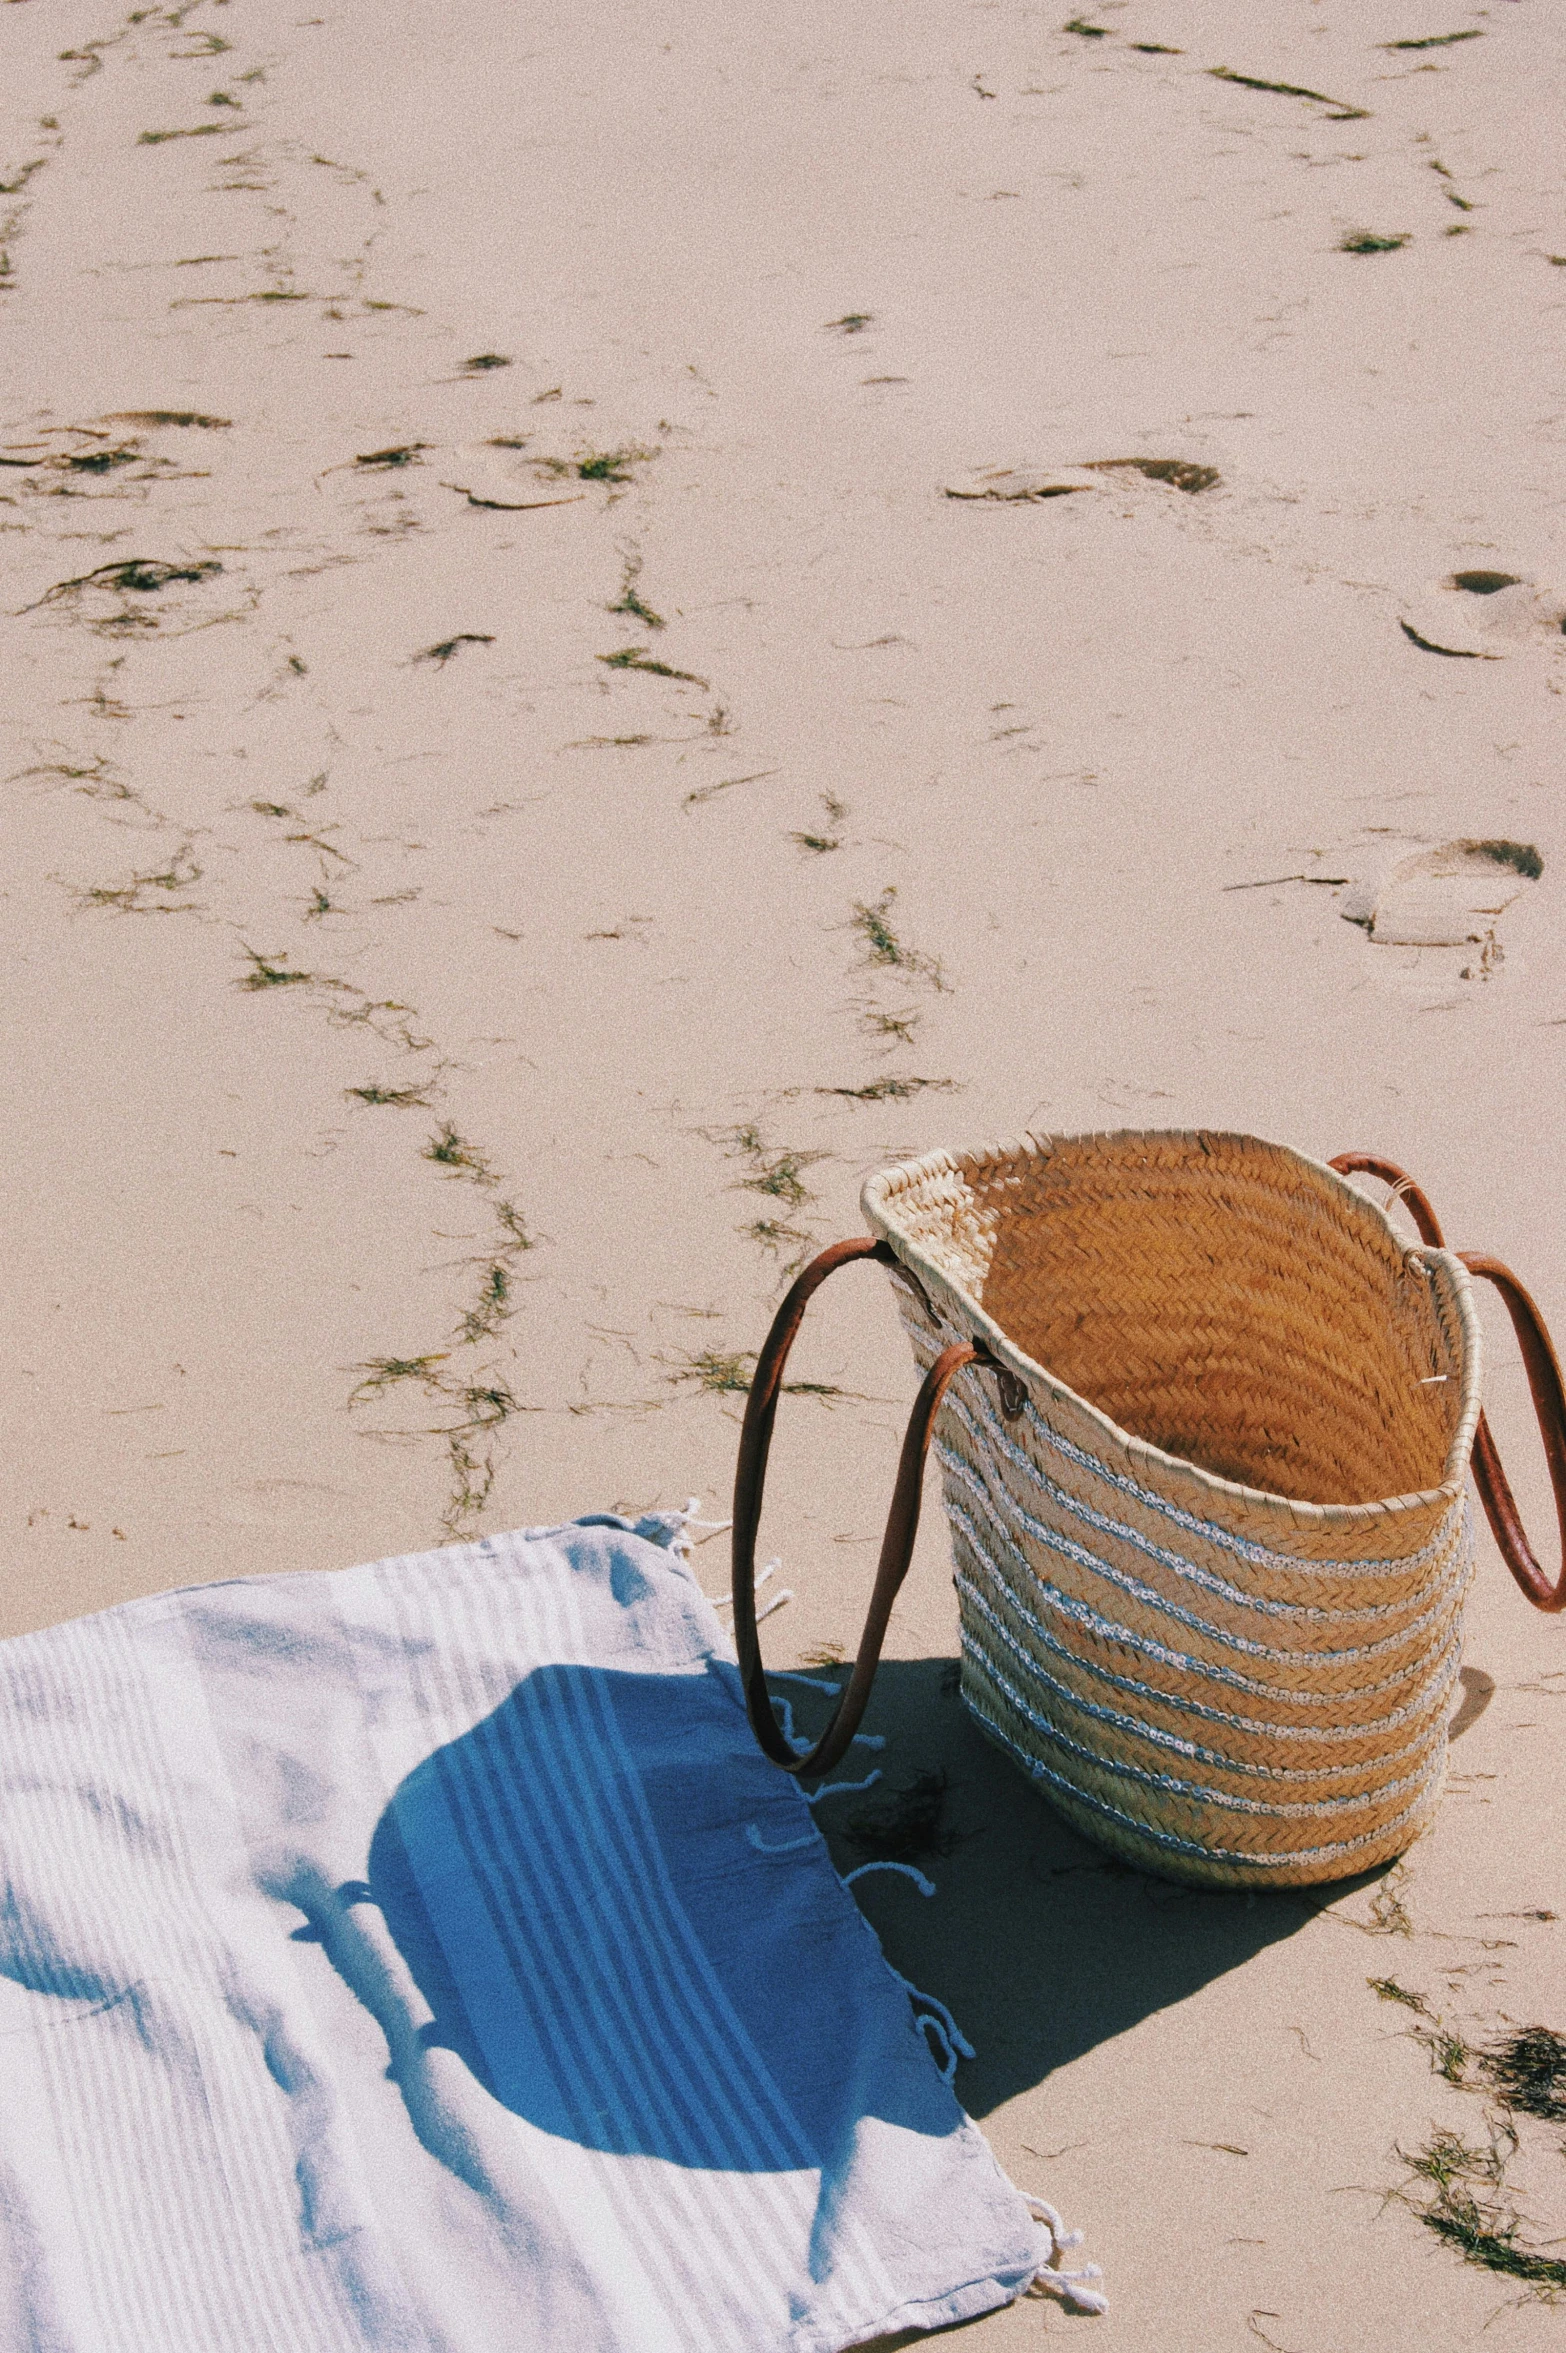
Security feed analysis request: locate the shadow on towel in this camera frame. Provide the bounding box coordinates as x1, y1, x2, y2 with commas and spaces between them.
292, 1662, 964, 2175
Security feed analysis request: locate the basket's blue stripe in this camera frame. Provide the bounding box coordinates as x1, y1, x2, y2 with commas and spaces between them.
959, 1633, 1440, 1819
941, 1447, 1469, 1675
941, 1386, 1457, 1620
960, 1662, 1444, 1873
952, 1567, 1451, 1787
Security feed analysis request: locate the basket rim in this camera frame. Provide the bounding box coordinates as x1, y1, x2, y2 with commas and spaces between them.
860, 1126, 1485, 1534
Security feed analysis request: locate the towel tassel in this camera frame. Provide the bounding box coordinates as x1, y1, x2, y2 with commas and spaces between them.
1022, 2194, 1107, 2315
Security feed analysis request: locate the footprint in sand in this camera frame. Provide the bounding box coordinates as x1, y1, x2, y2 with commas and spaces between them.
943, 456, 1220, 502
1339, 838, 1542, 950
438, 443, 587, 511
1398, 570, 1566, 659
943, 463, 1102, 502
1086, 457, 1220, 494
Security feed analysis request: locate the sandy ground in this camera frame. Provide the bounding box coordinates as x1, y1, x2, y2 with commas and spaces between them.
5, 0, 1566, 2342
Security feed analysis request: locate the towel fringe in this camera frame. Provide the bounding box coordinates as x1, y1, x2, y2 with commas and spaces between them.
843, 1859, 936, 1897
706, 1555, 790, 1620
1022, 2194, 1108, 2315
744, 1821, 816, 1855
669, 1496, 733, 1552
805, 1769, 882, 1804
886, 1965, 975, 2084
767, 1696, 814, 1756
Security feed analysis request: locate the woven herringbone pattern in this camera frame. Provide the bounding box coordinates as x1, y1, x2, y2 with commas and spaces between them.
862, 1132, 1484, 1887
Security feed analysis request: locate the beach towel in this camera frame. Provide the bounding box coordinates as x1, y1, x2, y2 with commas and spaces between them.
0, 1510, 1098, 2351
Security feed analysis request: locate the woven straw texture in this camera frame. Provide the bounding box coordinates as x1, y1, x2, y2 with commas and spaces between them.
861, 1131, 1485, 1888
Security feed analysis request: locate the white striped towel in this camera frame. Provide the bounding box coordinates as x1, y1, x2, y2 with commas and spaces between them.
0, 1511, 1085, 2350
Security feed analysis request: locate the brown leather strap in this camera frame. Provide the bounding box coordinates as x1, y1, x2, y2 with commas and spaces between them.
731, 1239, 989, 1774
1454, 1254, 1566, 1612
1331, 1154, 1566, 1613
1327, 1152, 1447, 1250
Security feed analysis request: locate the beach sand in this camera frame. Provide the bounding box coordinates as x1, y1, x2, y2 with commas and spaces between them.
4, 0, 1566, 2341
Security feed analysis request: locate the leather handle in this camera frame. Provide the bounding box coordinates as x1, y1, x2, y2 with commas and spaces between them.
1331, 1154, 1566, 1612
1455, 1254, 1566, 1613
731, 1238, 988, 1774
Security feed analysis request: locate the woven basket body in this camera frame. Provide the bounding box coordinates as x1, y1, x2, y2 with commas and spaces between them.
861, 1132, 1484, 1888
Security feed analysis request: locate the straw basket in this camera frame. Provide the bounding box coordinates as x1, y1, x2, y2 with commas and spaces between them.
730, 1131, 1566, 1889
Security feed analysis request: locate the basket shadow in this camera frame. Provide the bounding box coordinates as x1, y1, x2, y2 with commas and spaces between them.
809, 1655, 1351, 2119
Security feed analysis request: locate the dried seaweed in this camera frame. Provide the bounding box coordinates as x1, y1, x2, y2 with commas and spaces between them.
1401, 2130, 1566, 2291
598, 646, 708, 685
137, 123, 231, 145
1474, 840, 1543, 880
457, 1263, 511, 1346
64, 446, 140, 474
1480, 2027, 1566, 2121
817, 1076, 954, 1102
32, 556, 223, 606
424, 1124, 495, 1183
414, 633, 495, 665
346, 1081, 434, 1108
1383, 29, 1483, 48
238, 956, 310, 993
350, 1355, 449, 1403
851, 888, 948, 989
843, 1771, 961, 1863
670, 1350, 756, 1396
1209, 65, 1367, 120
1368, 1977, 1429, 2012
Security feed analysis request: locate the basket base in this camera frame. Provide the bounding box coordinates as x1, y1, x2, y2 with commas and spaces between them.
961, 1688, 1437, 1892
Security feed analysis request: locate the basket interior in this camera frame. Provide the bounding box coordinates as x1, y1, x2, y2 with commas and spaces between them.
888, 1134, 1467, 1507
